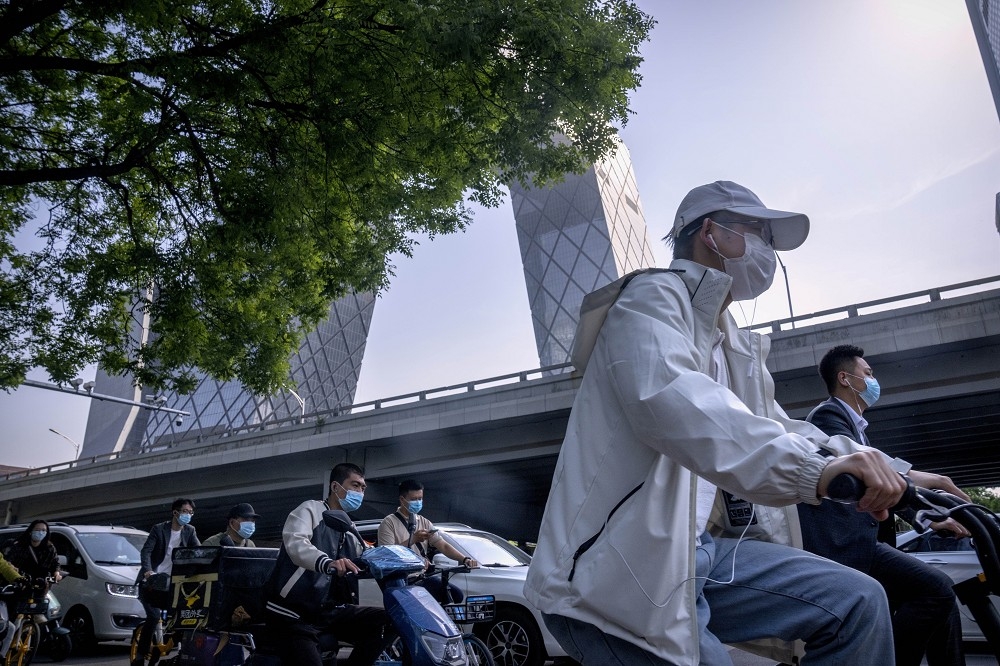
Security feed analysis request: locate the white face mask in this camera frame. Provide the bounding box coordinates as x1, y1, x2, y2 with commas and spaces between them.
710, 226, 777, 301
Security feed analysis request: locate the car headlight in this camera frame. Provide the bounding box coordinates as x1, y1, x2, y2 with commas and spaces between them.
418, 630, 466, 666
106, 583, 139, 598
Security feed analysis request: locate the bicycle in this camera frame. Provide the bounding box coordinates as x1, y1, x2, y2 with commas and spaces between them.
435, 564, 496, 666
1, 576, 55, 666
129, 608, 176, 666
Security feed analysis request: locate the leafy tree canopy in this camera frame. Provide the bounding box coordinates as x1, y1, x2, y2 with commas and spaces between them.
0, 0, 653, 394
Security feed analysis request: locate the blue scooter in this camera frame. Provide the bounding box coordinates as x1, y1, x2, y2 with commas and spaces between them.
363, 544, 468, 666
319, 510, 469, 666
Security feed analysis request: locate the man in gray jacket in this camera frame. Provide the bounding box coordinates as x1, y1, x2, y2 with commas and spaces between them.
133, 498, 199, 666
525, 181, 948, 666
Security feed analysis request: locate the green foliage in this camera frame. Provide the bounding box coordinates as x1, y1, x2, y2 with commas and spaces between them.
0, 0, 653, 394
964, 487, 1000, 514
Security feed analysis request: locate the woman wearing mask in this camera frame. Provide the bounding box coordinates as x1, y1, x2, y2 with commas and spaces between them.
3, 520, 61, 584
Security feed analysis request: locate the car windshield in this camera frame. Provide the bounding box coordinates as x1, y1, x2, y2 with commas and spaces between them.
443, 531, 530, 567
77, 532, 147, 565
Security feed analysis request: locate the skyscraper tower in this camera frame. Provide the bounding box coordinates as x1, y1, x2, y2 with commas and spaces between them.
967, 0, 1000, 125
510, 139, 657, 368
81, 292, 375, 455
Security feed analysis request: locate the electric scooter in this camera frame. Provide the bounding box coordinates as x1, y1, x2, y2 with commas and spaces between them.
829, 473, 1000, 662
321, 510, 471, 666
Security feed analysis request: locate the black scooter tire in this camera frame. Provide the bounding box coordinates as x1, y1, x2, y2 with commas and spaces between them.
45, 633, 72, 662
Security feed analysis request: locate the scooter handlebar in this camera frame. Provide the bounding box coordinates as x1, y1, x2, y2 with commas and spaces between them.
826, 472, 919, 513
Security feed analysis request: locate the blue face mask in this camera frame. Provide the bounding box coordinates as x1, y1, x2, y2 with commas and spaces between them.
847, 373, 881, 407
340, 489, 364, 512
237, 522, 256, 539
408, 500, 423, 515
176, 512, 192, 526
30, 530, 47, 543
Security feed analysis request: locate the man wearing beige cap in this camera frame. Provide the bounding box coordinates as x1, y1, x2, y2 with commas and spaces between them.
525, 181, 954, 665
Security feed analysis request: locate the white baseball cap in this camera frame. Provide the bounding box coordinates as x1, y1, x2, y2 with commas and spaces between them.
671, 181, 810, 251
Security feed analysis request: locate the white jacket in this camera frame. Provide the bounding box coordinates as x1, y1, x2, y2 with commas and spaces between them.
523, 261, 866, 665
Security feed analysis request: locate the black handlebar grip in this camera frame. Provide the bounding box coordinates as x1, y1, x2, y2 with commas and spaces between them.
827, 473, 918, 512
827, 473, 865, 501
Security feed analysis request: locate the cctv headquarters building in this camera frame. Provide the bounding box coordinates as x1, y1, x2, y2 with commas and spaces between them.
81, 140, 656, 457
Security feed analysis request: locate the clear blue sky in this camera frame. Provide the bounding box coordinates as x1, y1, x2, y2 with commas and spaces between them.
2, 0, 998, 470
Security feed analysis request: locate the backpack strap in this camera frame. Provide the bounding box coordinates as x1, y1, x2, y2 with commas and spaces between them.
392, 511, 426, 557
568, 481, 644, 582
571, 268, 684, 372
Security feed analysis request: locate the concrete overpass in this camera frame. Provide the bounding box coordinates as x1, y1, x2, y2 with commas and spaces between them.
1, 278, 998, 544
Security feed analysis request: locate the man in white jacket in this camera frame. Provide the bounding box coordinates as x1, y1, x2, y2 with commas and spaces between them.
525, 181, 924, 665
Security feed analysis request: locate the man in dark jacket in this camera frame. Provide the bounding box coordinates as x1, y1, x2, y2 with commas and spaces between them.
132, 498, 200, 666
266, 462, 388, 666
798, 345, 969, 666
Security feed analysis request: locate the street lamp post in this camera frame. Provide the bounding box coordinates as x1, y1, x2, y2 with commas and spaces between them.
286, 388, 307, 424
48, 428, 81, 459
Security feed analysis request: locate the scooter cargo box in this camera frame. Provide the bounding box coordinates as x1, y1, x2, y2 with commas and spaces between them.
361, 545, 424, 579
210, 546, 279, 630
171, 547, 223, 630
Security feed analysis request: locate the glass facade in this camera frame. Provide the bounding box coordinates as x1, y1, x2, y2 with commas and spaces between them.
967, 0, 1000, 124
81, 292, 375, 455
510, 139, 656, 367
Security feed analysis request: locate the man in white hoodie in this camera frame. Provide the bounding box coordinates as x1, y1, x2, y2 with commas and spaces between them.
524, 181, 947, 665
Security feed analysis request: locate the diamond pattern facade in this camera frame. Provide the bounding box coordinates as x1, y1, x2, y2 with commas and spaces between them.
511, 140, 656, 367
82, 292, 375, 454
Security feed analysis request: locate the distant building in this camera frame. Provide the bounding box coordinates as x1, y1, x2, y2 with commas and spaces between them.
82, 292, 374, 455
967, 0, 1000, 125
509, 139, 657, 367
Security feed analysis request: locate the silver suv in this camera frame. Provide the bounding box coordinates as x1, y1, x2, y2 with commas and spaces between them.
0, 522, 148, 649
355, 520, 567, 666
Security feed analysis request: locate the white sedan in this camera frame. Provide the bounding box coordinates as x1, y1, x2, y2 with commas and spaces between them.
897, 529, 1000, 644
355, 520, 570, 666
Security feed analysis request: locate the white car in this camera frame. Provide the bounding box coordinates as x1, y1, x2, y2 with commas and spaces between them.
355, 520, 569, 666
897, 529, 1000, 643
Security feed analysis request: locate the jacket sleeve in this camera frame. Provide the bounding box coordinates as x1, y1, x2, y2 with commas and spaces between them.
282, 502, 332, 574
601, 275, 829, 506
139, 526, 159, 573
0, 555, 21, 582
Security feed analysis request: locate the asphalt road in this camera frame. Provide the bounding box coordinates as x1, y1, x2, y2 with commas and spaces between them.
40, 642, 1000, 665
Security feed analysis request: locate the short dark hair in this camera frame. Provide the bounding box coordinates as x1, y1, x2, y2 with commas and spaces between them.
398, 479, 423, 497
665, 214, 710, 260
819, 344, 865, 394
172, 498, 195, 512
330, 462, 365, 487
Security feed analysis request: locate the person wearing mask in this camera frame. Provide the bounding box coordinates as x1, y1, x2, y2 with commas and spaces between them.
132, 498, 199, 666
523, 181, 959, 666
2, 520, 61, 584
266, 462, 389, 666
203, 503, 261, 547
798, 344, 969, 666
377, 479, 478, 602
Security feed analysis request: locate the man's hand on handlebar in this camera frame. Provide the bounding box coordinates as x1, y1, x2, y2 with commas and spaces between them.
326, 557, 361, 577
906, 470, 971, 503
928, 517, 972, 538
818, 450, 907, 520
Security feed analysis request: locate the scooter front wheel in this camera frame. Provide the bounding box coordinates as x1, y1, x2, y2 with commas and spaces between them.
464, 634, 496, 666
45, 631, 72, 662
